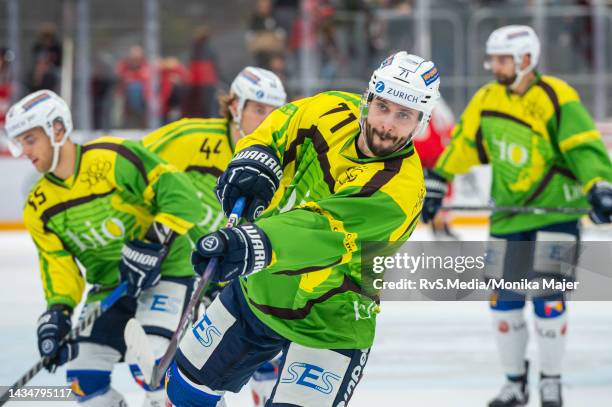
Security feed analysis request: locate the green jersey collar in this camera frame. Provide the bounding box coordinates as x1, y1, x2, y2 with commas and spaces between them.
45, 144, 83, 188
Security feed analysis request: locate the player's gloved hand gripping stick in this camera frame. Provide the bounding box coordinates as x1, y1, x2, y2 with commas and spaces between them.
0, 282, 128, 406
124, 197, 247, 390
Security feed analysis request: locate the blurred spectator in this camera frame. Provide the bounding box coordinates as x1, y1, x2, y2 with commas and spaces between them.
115, 45, 150, 128
0, 48, 14, 128
27, 53, 60, 93
247, 0, 287, 67
182, 25, 220, 118
91, 53, 116, 130
160, 57, 189, 123
32, 23, 62, 68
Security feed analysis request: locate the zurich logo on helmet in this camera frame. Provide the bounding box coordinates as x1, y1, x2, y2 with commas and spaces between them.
256, 90, 265, 99
374, 81, 385, 93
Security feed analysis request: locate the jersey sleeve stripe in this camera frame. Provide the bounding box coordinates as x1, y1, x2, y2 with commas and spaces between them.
475, 127, 489, 164
40, 190, 115, 226
558, 129, 601, 153
83, 142, 148, 183
184, 165, 224, 177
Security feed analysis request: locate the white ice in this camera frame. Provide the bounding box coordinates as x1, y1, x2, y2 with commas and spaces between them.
1, 226, 610, 406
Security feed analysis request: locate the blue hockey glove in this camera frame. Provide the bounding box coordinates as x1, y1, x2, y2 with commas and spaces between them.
37, 305, 78, 372
191, 224, 272, 282
421, 169, 448, 223
216, 145, 282, 222
587, 181, 612, 224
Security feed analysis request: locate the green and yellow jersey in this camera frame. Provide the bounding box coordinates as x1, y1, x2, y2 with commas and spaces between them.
235, 91, 425, 349
142, 118, 234, 240
23, 137, 202, 308
435, 74, 612, 234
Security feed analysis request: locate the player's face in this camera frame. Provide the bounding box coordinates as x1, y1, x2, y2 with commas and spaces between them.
364, 97, 420, 157
487, 54, 517, 86
14, 128, 53, 173
240, 100, 278, 136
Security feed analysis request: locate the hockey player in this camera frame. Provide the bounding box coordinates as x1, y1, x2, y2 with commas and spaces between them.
142, 66, 287, 239
142, 66, 287, 406
4, 90, 203, 407
421, 26, 612, 407
164, 51, 440, 406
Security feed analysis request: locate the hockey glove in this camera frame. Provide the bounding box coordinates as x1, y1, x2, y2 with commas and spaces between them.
216, 145, 282, 222
421, 169, 448, 223
37, 305, 78, 372
119, 240, 167, 297
587, 181, 612, 224
191, 224, 272, 282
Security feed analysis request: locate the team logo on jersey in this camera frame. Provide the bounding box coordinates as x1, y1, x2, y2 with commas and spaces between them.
280, 362, 341, 394
81, 159, 111, 186
374, 81, 385, 93
421, 66, 439, 86
338, 166, 364, 185
193, 314, 222, 348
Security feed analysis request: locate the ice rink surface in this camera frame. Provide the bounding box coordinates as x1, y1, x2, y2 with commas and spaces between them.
1, 226, 611, 406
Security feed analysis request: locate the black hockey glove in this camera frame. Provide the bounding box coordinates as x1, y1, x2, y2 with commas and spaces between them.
587, 181, 612, 224
119, 222, 176, 297
421, 169, 448, 223
119, 240, 167, 297
191, 224, 272, 282
37, 305, 78, 372
216, 145, 282, 222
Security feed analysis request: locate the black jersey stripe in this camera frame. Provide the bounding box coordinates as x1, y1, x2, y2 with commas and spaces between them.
536, 79, 561, 130
351, 157, 403, 197
184, 165, 224, 177
82, 143, 148, 183
475, 127, 489, 164
246, 275, 376, 320
481, 110, 532, 129
274, 258, 343, 276
41, 190, 115, 226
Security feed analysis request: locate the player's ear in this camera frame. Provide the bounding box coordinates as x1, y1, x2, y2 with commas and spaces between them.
229, 99, 239, 118
521, 54, 531, 70
52, 119, 66, 142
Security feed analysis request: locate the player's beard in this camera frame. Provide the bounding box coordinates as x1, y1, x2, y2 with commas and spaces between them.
364, 121, 407, 157
495, 73, 517, 86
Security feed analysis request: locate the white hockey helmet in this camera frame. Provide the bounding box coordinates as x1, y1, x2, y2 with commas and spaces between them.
4, 90, 73, 172
485, 25, 541, 89
362, 51, 441, 142
230, 66, 287, 130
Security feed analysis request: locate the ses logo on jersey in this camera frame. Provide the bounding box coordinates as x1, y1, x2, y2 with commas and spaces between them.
192, 314, 222, 348
281, 362, 341, 394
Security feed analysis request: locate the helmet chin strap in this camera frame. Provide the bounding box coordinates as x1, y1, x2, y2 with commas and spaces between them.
509, 55, 533, 91
47, 131, 68, 174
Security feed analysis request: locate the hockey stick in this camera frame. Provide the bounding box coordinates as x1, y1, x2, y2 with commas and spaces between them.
0, 282, 128, 406
125, 197, 247, 390
440, 205, 590, 215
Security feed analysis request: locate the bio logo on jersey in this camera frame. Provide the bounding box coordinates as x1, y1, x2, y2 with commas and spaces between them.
374, 81, 385, 93
192, 314, 222, 348
65, 217, 126, 251
280, 362, 341, 394
493, 139, 528, 167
